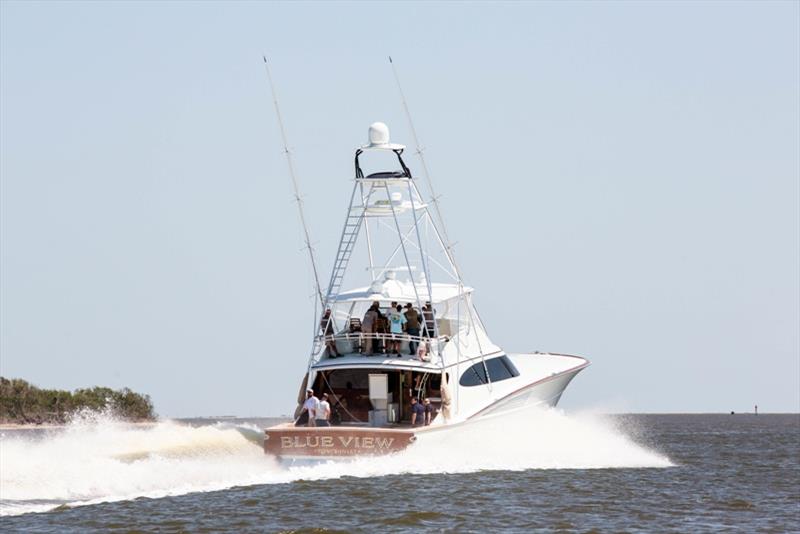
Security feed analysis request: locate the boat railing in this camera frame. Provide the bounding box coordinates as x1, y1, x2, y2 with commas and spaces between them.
315, 331, 448, 355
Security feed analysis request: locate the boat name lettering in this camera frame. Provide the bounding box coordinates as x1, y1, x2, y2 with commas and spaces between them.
279, 434, 396, 450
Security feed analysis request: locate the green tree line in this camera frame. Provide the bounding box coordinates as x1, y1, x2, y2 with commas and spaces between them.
0, 377, 156, 424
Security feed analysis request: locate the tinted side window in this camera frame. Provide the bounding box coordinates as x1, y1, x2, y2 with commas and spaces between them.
485, 356, 519, 381
459, 355, 520, 387
460, 361, 487, 387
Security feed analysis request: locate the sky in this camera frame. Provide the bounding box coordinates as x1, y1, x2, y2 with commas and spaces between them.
1, 1, 798, 417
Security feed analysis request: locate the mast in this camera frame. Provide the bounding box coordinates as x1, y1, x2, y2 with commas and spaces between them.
262, 56, 325, 308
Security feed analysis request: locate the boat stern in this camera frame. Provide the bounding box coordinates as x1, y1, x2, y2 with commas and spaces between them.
264, 424, 416, 459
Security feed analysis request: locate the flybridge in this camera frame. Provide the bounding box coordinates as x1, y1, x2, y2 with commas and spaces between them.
313, 121, 489, 370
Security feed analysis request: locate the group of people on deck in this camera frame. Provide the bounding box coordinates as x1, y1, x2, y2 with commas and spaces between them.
321, 301, 435, 359
298, 388, 435, 427
299, 388, 333, 427
410, 397, 435, 426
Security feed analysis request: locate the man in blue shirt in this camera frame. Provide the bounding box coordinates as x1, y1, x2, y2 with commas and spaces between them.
410, 397, 425, 426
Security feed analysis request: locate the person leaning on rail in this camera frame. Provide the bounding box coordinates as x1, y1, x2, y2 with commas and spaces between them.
388, 304, 407, 356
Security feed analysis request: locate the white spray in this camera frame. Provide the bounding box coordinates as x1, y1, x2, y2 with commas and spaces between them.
0, 407, 671, 517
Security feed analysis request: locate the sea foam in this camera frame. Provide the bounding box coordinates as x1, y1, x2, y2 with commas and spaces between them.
0, 407, 672, 516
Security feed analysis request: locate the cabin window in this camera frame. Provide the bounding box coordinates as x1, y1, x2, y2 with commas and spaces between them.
459, 355, 520, 387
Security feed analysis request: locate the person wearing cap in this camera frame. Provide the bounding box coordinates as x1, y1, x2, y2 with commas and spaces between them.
315, 393, 331, 426
404, 303, 421, 356
301, 389, 319, 427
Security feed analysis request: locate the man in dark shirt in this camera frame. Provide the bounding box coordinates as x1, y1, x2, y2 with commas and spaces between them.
410, 397, 425, 426
404, 303, 421, 356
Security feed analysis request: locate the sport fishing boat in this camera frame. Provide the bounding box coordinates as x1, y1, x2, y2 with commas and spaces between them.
263, 122, 589, 460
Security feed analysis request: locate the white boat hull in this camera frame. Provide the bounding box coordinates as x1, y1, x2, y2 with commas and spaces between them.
265, 356, 587, 461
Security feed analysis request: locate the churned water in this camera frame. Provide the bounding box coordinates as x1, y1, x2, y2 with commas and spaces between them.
0, 411, 797, 532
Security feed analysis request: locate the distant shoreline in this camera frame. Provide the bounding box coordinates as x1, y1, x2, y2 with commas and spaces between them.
1, 377, 157, 426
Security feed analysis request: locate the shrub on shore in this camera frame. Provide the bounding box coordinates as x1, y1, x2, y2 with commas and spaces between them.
0, 377, 156, 424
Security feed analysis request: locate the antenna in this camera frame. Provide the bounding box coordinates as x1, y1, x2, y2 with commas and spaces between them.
262, 56, 325, 308
388, 56, 464, 282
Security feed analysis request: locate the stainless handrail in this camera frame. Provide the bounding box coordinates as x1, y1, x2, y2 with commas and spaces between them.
316, 332, 446, 344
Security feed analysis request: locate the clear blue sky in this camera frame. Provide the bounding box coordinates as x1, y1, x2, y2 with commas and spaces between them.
1, 1, 798, 416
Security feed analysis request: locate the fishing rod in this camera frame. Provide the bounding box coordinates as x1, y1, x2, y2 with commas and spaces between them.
262, 56, 325, 309
388, 56, 487, 374
388, 56, 462, 281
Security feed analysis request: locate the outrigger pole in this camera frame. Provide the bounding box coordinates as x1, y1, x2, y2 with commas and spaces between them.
262, 56, 325, 308
389, 57, 487, 392
388, 56, 464, 284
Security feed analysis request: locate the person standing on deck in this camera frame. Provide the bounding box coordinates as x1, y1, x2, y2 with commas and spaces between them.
315, 393, 331, 426
404, 303, 421, 356
301, 389, 319, 427
389, 304, 407, 356
362, 303, 379, 355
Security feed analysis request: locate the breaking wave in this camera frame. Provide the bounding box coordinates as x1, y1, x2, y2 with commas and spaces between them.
0, 408, 672, 516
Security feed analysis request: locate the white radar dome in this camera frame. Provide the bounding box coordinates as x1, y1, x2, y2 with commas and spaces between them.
361, 122, 405, 150
368, 122, 391, 146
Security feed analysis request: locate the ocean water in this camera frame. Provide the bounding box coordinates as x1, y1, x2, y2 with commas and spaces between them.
0, 411, 797, 532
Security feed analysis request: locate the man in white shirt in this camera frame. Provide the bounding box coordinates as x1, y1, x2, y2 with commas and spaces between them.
302, 389, 319, 427
315, 393, 331, 427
